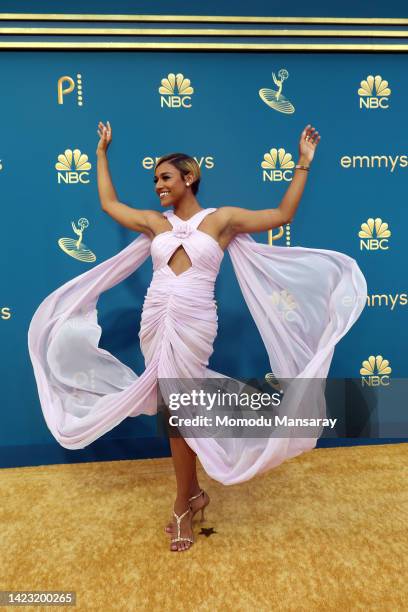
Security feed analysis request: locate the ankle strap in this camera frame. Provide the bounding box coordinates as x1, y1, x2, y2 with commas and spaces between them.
189, 489, 204, 501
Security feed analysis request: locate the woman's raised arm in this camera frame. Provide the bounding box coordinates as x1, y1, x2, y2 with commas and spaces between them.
96, 121, 155, 236
224, 124, 321, 235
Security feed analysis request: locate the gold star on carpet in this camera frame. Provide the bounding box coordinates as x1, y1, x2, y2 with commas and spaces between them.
199, 527, 216, 537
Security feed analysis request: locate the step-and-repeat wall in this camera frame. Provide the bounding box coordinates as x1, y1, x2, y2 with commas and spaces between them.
1, 50, 406, 465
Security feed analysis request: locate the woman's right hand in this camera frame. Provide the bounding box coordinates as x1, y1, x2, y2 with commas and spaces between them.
96, 120, 112, 155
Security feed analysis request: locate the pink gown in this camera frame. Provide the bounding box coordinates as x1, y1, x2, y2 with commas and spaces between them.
28, 207, 368, 485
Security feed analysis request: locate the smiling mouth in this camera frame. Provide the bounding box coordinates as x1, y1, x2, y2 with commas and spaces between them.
159, 192, 170, 199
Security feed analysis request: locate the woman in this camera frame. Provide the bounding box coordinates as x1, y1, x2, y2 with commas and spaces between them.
28, 121, 367, 553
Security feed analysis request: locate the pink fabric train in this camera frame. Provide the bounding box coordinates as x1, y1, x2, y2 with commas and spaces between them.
27, 207, 367, 485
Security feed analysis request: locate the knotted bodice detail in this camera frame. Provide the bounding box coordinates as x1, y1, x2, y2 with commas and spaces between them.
150, 207, 224, 282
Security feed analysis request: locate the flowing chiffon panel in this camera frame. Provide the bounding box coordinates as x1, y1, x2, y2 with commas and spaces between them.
182, 233, 367, 484
28, 232, 158, 448
28, 207, 368, 484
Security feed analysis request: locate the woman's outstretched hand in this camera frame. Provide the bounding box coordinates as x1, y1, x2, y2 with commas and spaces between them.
299, 124, 321, 164
96, 120, 112, 155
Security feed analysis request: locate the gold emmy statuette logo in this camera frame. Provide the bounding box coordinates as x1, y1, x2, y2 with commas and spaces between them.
159, 72, 194, 108
358, 74, 391, 110
360, 355, 392, 386
358, 217, 391, 251
55, 149, 92, 184
269, 289, 298, 323
259, 69, 295, 114
57, 74, 84, 106
264, 371, 283, 393
58, 218, 96, 262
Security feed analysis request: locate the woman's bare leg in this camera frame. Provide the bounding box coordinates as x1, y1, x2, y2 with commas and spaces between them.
187, 453, 201, 496
168, 435, 196, 551
165, 445, 204, 529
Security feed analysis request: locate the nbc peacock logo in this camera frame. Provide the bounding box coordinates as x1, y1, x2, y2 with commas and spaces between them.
55, 149, 92, 184
358, 217, 391, 251
358, 74, 391, 110
72, 369, 96, 405
261, 148, 295, 183
269, 289, 298, 323
360, 355, 392, 387
158, 72, 194, 108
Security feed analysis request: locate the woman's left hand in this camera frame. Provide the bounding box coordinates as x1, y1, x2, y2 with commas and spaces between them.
299, 124, 321, 163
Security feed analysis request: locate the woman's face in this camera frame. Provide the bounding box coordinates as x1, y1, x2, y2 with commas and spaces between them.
154, 161, 192, 207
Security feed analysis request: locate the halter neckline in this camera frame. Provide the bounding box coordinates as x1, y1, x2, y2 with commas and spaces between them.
170, 208, 215, 223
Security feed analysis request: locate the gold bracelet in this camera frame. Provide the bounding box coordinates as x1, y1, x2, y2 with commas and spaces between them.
295, 164, 310, 171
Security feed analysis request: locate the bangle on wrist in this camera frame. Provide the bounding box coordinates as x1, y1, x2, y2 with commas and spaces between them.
295, 163, 310, 171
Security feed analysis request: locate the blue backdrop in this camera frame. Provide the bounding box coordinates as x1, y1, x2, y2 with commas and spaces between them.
1, 4, 407, 467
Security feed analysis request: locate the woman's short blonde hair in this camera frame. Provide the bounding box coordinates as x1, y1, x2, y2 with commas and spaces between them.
154, 153, 201, 195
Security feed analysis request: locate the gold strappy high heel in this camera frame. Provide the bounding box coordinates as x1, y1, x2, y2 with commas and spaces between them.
165, 489, 209, 535
188, 488, 209, 523
171, 505, 194, 551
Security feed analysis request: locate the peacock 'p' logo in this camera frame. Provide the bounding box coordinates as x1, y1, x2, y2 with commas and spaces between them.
360, 355, 392, 386
55, 149, 92, 184
358, 217, 391, 251
159, 72, 194, 109
358, 74, 391, 110
57, 73, 83, 106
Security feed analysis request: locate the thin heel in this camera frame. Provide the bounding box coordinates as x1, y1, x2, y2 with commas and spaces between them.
188, 488, 209, 524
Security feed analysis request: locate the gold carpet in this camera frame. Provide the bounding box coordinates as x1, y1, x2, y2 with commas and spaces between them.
1, 443, 407, 611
